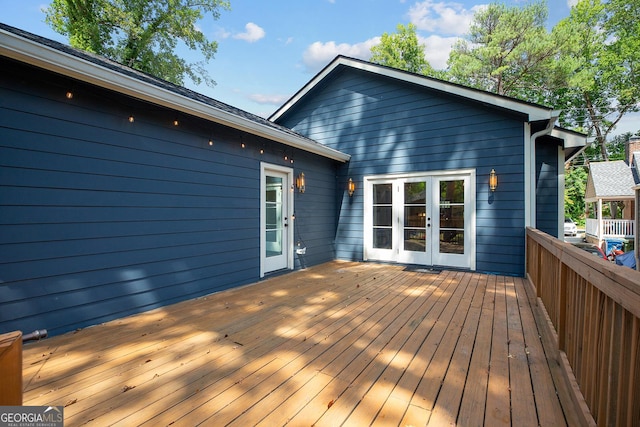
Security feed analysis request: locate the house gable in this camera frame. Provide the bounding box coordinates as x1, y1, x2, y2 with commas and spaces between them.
586, 161, 636, 201
273, 64, 538, 276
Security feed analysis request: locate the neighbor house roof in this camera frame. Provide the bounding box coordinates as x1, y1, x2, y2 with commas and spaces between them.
585, 160, 638, 201
0, 23, 350, 162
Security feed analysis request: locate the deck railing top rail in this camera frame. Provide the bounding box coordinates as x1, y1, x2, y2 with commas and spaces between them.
527, 227, 640, 318
526, 227, 640, 427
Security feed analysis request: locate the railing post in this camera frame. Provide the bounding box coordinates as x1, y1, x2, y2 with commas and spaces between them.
0, 331, 23, 405
558, 262, 567, 352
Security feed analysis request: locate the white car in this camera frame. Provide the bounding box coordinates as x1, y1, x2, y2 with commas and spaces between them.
564, 218, 577, 236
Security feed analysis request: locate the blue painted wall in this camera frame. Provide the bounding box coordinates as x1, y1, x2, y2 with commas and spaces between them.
0, 58, 338, 336
536, 139, 560, 237
275, 67, 530, 276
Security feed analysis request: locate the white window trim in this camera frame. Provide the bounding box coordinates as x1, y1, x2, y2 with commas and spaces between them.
363, 169, 476, 270
260, 162, 294, 278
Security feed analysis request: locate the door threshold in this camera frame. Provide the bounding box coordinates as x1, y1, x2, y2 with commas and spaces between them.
403, 265, 442, 274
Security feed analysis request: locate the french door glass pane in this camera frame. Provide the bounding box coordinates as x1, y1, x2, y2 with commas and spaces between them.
404, 230, 425, 252
374, 229, 392, 249
374, 206, 392, 226
266, 176, 283, 257
404, 206, 426, 227
439, 179, 464, 254
439, 230, 464, 254
404, 182, 427, 253
440, 206, 464, 228
374, 184, 392, 204
373, 184, 392, 249
404, 182, 426, 203
440, 180, 464, 203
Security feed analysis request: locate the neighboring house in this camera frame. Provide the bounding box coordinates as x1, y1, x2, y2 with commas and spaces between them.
0, 25, 585, 337
585, 136, 640, 249
271, 56, 585, 276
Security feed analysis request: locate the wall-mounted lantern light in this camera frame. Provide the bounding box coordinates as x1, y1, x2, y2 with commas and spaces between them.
489, 169, 498, 192
348, 178, 356, 197
296, 172, 305, 193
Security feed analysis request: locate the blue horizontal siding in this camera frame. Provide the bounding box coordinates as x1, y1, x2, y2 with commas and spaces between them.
536, 142, 560, 237
277, 68, 528, 276
0, 57, 340, 336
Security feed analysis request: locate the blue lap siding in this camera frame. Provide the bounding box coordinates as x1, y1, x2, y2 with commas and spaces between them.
536, 140, 561, 237
0, 58, 338, 336
275, 67, 529, 276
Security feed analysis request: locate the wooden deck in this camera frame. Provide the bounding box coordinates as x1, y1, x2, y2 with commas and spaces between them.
21, 261, 581, 426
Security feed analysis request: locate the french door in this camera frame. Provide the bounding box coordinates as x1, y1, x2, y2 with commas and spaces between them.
261, 164, 294, 276
364, 171, 475, 270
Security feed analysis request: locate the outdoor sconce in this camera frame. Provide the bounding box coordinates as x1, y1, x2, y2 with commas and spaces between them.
489, 169, 498, 192
296, 172, 305, 193
348, 178, 356, 197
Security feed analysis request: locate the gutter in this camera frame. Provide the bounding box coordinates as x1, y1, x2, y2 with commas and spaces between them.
526, 111, 561, 229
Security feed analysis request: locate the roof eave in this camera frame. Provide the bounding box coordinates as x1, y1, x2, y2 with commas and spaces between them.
551, 127, 588, 162
1, 28, 350, 163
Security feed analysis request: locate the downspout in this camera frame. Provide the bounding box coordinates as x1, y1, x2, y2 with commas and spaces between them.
527, 110, 561, 229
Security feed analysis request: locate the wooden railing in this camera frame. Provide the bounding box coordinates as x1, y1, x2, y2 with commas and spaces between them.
526, 227, 640, 426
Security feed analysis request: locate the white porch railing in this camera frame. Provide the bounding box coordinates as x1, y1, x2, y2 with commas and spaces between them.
585, 218, 635, 238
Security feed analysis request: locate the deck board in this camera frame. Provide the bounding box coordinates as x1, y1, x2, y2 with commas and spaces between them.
21, 261, 580, 426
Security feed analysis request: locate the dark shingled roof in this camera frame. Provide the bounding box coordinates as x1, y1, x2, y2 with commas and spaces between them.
0, 22, 343, 158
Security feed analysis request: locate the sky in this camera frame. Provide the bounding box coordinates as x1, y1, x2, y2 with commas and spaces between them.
2, 0, 637, 136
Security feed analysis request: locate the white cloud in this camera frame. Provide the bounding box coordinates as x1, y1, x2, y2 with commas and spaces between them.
420, 35, 460, 69
279, 37, 294, 45
216, 28, 231, 39
567, 0, 579, 7
248, 93, 289, 105
302, 38, 380, 72
408, 1, 486, 36
233, 22, 265, 43
300, 1, 484, 73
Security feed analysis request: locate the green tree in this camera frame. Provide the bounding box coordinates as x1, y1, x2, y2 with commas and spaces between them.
370, 23, 435, 76
551, 0, 640, 160
45, 0, 230, 86
564, 165, 587, 222
446, 1, 563, 101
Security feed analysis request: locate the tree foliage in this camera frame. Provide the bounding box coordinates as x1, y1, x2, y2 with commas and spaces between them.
45, 0, 230, 86
547, 0, 640, 160
565, 166, 588, 222
370, 23, 435, 76
446, 1, 563, 101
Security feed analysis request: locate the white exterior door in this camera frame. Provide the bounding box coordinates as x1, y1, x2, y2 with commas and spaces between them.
364, 171, 475, 270
261, 164, 294, 276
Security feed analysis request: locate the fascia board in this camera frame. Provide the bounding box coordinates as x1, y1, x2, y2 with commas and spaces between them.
1, 29, 350, 163
551, 128, 587, 149
270, 56, 554, 123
